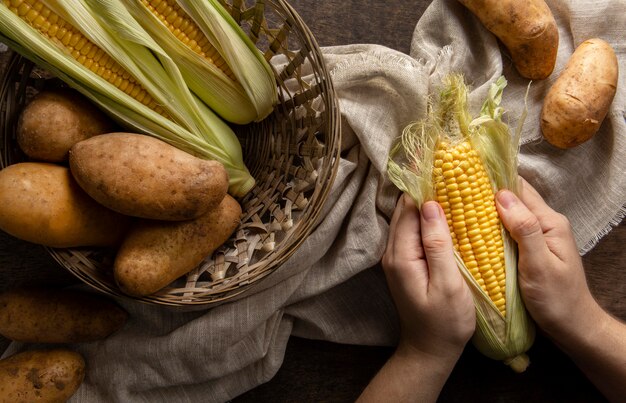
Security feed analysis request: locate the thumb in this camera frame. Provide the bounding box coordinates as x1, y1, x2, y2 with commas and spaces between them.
495, 190, 552, 268
419, 201, 461, 287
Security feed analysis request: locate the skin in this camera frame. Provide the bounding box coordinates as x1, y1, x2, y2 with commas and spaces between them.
360, 179, 626, 402
114, 194, 242, 297
17, 88, 116, 162
0, 287, 128, 343
495, 179, 626, 402
0, 162, 129, 248
0, 350, 85, 403
458, 0, 558, 79
69, 133, 229, 221
358, 197, 475, 403
541, 38, 619, 149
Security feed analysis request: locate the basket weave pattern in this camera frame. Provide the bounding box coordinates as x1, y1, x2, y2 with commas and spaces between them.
0, 0, 340, 306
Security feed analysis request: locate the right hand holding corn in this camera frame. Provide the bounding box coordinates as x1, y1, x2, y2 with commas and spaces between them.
494, 178, 600, 343
495, 178, 626, 402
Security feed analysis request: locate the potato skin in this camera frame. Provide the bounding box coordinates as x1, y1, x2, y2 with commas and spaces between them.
0, 162, 129, 248
0, 349, 85, 403
0, 287, 128, 343
541, 38, 619, 149
114, 195, 242, 296
69, 133, 229, 221
17, 88, 116, 162
458, 0, 558, 79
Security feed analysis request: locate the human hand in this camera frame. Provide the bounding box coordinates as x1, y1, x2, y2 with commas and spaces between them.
359, 196, 475, 402
495, 178, 604, 346
382, 195, 475, 362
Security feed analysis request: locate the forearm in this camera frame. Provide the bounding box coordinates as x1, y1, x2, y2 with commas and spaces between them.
357, 343, 460, 403
554, 307, 626, 403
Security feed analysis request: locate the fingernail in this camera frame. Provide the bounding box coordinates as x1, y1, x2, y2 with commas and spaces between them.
421, 201, 441, 221
497, 190, 517, 209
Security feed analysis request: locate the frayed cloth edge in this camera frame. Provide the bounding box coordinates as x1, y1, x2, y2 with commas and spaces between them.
580, 204, 626, 255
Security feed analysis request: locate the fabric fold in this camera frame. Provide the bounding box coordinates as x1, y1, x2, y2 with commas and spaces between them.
1, 0, 624, 401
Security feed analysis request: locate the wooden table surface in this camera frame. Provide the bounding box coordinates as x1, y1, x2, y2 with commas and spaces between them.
1, 1, 624, 402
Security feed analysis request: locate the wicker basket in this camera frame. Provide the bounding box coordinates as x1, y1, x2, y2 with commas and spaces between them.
0, 0, 341, 307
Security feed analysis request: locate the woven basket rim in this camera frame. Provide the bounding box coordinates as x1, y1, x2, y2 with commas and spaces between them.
0, 0, 341, 308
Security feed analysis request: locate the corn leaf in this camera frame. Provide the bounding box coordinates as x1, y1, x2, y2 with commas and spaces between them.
0, 0, 255, 196
118, 0, 259, 124
178, 0, 277, 121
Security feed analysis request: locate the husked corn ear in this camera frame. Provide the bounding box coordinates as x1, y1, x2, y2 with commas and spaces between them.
120, 0, 277, 124
140, 0, 236, 81
433, 140, 506, 316
4, 0, 165, 115
388, 75, 535, 372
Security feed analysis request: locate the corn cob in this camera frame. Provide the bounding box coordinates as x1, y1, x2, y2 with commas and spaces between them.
433, 140, 506, 316
3, 0, 165, 115
139, 0, 236, 81
121, 0, 277, 124
388, 74, 535, 372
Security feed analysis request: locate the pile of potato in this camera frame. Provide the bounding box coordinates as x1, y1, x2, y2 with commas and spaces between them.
0, 88, 243, 401
458, 0, 619, 148
0, 286, 128, 402
0, 88, 242, 297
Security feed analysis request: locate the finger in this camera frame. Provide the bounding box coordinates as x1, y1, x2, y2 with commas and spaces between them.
419, 201, 460, 286
383, 195, 429, 296
385, 194, 405, 257
517, 177, 560, 226
495, 189, 552, 266
518, 177, 579, 259
392, 195, 425, 263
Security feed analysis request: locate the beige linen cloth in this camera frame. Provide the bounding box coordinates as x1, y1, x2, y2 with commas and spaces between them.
3, 0, 625, 401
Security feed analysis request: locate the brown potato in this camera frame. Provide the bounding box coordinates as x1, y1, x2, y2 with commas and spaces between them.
458, 0, 558, 79
541, 38, 619, 148
0, 349, 85, 403
69, 133, 229, 221
0, 287, 128, 343
0, 162, 129, 248
17, 88, 116, 162
114, 195, 242, 296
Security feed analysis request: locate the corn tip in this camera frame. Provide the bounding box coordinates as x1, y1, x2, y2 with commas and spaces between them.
504, 353, 530, 373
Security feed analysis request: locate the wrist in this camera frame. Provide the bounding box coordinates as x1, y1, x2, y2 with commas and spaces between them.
358, 338, 463, 403
395, 339, 463, 375
548, 299, 609, 354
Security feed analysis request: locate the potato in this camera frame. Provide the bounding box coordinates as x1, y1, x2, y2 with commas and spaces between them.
458, 0, 558, 79
0, 349, 84, 403
0, 287, 128, 343
114, 195, 242, 296
541, 38, 619, 149
17, 88, 116, 162
0, 162, 129, 248
69, 132, 229, 221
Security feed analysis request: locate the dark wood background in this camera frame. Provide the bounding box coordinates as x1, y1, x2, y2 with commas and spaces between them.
1, 0, 624, 402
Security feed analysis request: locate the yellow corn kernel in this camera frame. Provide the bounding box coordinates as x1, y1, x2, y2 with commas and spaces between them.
5, 0, 165, 115
140, 0, 236, 80
433, 140, 507, 316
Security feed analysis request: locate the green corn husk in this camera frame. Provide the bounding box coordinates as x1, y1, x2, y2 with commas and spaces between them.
0, 0, 260, 196
119, 0, 277, 124
388, 74, 535, 372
